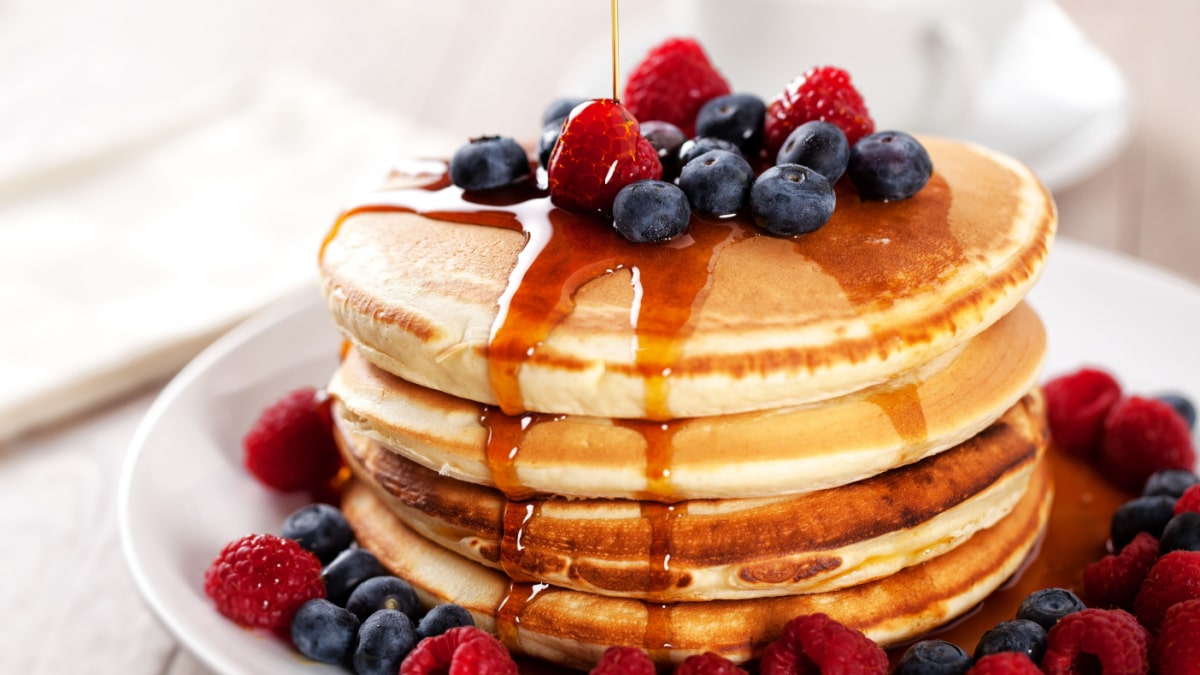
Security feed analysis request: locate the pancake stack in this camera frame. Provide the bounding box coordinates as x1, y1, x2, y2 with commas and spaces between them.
317, 136, 1057, 669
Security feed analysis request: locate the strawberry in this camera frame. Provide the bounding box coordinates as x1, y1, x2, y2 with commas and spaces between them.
622, 37, 731, 138
547, 99, 662, 215
764, 66, 874, 158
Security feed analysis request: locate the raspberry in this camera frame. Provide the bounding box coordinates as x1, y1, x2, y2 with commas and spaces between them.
1043, 367, 1123, 457
763, 66, 874, 158
1040, 608, 1150, 675
1134, 550, 1200, 634
1153, 598, 1200, 674
547, 99, 663, 215
243, 387, 342, 493
399, 626, 517, 675
1174, 484, 1200, 515
759, 613, 888, 675
1098, 396, 1196, 493
588, 646, 655, 675
203, 533, 325, 630
622, 37, 731, 138
967, 652, 1041, 674
675, 652, 748, 675
1083, 531, 1160, 611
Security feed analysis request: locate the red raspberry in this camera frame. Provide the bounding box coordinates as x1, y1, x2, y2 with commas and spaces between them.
588, 646, 655, 675
1083, 531, 1161, 611
675, 652, 748, 675
759, 613, 888, 675
243, 387, 342, 493
967, 652, 1041, 674
1043, 367, 1123, 457
1174, 484, 1200, 515
547, 99, 663, 215
622, 37, 731, 138
203, 533, 325, 630
1135, 550, 1200, 634
1153, 598, 1200, 674
1040, 608, 1150, 675
399, 626, 517, 675
763, 66, 874, 158
1098, 396, 1196, 493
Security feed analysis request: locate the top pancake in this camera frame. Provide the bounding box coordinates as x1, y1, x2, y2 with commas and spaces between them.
319, 137, 1055, 419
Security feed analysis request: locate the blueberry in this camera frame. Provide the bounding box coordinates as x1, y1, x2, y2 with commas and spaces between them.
449, 136, 531, 191
847, 131, 933, 201
1143, 468, 1200, 498
282, 504, 356, 565
695, 93, 766, 156
678, 150, 754, 217
542, 97, 586, 126
750, 164, 835, 236
1157, 393, 1197, 430
346, 575, 421, 622
1160, 512, 1200, 553
415, 603, 475, 641
1111, 495, 1177, 551
776, 121, 850, 183
678, 137, 743, 167
895, 640, 973, 674
1016, 588, 1085, 631
353, 609, 417, 675
537, 121, 562, 168
973, 619, 1047, 663
290, 598, 360, 665
323, 547, 389, 606
640, 121, 688, 180
612, 180, 691, 243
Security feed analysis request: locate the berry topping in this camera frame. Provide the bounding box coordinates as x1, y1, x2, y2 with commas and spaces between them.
1016, 588, 1086, 631
1174, 484, 1200, 514
203, 533, 325, 630
759, 613, 888, 675
695, 93, 767, 156
322, 547, 389, 606
623, 37, 731, 138
763, 66, 873, 157
972, 619, 1047, 663
1153, 598, 1200, 674
282, 503, 355, 564
750, 164, 836, 236
588, 646, 656, 675
675, 652, 749, 675
354, 609, 418, 675
967, 652, 1041, 674
1157, 393, 1197, 430
1043, 367, 1123, 457
1040, 608, 1150, 674
679, 136, 744, 166
538, 122, 563, 169
346, 575, 421, 622
400, 625, 517, 675
846, 131, 933, 201
1135, 550, 1200, 633
1160, 512, 1200, 554
612, 179, 691, 243
290, 598, 360, 665
448, 136, 531, 191
243, 387, 342, 494
1084, 531, 1161, 611
547, 99, 663, 215
543, 96, 587, 126
1146, 469, 1200, 499
895, 639, 973, 674
678, 149, 754, 217
1111, 495, 1176, 552
775, 120, 851, 183
1098, 395, 1197, 493
640, 120, 688, 180
415, 602, 475, 641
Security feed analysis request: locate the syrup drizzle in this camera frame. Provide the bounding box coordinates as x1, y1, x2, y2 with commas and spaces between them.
864, 382, 928, 446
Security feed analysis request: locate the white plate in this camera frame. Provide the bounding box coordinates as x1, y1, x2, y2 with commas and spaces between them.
118, 239, 1199, 675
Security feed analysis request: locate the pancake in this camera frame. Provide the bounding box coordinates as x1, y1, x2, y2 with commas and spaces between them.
338, 391, 1046, 600
330, 302, 1045, 501
319, 137, 1055, 420
340, 457, 1053, 669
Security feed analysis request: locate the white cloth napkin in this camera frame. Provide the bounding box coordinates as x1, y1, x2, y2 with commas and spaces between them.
0, 71, 459, 440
